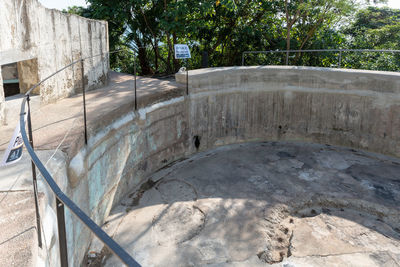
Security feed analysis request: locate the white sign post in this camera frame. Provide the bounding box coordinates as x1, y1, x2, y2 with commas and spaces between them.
1, 122, 24, 167
174, 44, 191, 94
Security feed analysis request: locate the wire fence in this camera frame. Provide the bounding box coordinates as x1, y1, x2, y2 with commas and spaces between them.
242, 49, 400, 71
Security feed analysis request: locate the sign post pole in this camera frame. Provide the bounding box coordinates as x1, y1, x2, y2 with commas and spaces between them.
81, 59, 88, 145
134, 52, 137, 110
186, 58, 189, 95
27, 94, 42, 248
174, 44, 191, 95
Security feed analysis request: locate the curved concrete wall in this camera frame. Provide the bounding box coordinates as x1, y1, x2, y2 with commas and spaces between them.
185, 66, 400, 157
49, 66, 400, 265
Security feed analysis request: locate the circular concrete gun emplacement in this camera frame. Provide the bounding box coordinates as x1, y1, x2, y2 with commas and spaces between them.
49, 67, 400, 266
94, 142, 400, 266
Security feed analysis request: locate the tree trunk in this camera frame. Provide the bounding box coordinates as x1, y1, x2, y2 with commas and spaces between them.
154, 39, 159, 73
286, 26, 291, 65
136, 38, 152, 75
165, 34, 173, 74
172, 33, 180, 72
163, 0, 173, 74
285, 0, 290, 65
284, 0, 304, 65
294, 17, 325, 64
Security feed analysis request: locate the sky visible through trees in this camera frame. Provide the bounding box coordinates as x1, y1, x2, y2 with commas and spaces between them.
39, 0, 400, 11
59, 0, 400, 75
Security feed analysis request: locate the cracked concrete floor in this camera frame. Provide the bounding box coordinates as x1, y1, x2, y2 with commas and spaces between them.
96, 142, 400, 266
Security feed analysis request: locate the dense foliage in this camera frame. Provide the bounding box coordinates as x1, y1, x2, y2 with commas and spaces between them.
342, 6, 400, 70
64, 0, 399, 75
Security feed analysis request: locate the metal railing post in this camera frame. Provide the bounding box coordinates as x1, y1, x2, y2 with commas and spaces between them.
338, 50, 342, 68
286, 51, 289, 65
26, 94, 43, 248
134, 54, 137, 110
186, 59, 189, 95
56, 198, 68, 267
80, 59, 88, 145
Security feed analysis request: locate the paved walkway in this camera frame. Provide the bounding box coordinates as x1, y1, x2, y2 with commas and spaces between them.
99, 142, 400, 266
0, 72, 184, 152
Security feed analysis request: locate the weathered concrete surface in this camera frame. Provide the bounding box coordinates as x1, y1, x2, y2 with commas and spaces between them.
0, 150, 59, 266
0, 149, 68, 267
177, 66, 400, 158
0, 72, 184, 266
2, 67, 399, 266
17, 59, 40, 94
0, 0, 109, 124
1, 94, 40, 130
61, 67, 400, 266
0, 72, 184, 151
0, 67, 5, 125
0, 191, 39, 267
98, 142, 400, 266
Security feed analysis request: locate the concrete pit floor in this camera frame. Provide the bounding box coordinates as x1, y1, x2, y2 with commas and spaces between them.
97, 142, 400, 266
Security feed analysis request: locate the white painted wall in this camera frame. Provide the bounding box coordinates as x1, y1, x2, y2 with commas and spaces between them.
0, 0, 109, 124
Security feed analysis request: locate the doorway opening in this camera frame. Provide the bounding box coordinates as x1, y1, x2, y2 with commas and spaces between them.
1, 58, 40, 126
1, 58, 40, 98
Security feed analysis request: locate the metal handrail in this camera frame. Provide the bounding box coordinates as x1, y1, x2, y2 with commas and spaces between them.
19, 50, 141, 266
242, 49, 400, 67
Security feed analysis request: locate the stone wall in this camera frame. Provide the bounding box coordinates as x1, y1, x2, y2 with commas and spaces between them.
42, 67, 400, 265
0, 0, 109, 124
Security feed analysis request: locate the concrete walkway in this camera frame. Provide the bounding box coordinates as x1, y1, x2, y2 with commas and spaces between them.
99, 142, 400, 267
0, 72, 184, 152
0, 72, 184, 266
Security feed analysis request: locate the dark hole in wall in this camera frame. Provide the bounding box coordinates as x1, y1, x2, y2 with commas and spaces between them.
193, 135, 201, 150
4, 83, 20, 97
2, 59, 40, 98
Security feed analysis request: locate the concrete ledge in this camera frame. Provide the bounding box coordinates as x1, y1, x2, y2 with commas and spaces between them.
180, 66, 400, 93
177, 66, 400, 157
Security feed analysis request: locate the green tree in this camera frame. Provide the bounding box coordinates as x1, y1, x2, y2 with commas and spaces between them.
281, 0, 355, 64
343, 6, 400, 70
67, 0, 396, 74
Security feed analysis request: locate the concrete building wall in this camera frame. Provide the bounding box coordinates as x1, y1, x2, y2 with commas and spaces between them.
42, 67, 399, 265
0, 68, 5, 124
0, 0, 109, 124
17, 59, 40, 94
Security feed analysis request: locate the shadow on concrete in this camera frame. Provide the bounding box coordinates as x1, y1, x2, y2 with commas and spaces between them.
0, 226, 36, 246
101, 141, 400, 266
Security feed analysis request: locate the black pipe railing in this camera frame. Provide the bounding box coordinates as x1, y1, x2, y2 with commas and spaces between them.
19, 50, 140, 267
